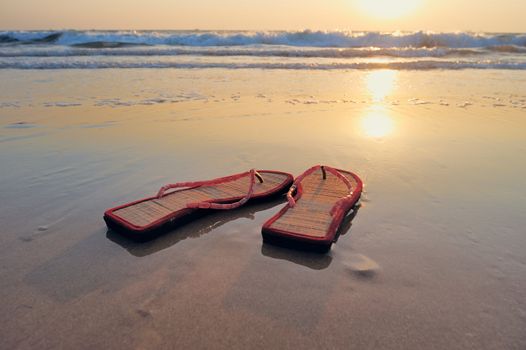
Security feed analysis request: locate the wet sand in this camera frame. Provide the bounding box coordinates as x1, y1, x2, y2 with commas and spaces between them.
1, 69, 525, 349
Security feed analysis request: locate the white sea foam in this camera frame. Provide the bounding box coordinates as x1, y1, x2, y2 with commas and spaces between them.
0, 58, 525, 70
2, 30, 526, 48
0, 46, 496, 58
1, 30, 525, 70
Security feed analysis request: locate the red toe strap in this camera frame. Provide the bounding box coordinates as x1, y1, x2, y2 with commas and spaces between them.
157, 169, 261, 210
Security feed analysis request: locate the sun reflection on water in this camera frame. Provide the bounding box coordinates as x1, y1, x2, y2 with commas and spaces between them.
360, 70, 398, 138
365, 70, 398, 102
361, 107, 394, 138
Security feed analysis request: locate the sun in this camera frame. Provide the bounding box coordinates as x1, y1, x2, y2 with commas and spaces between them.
356, 0, 422, 19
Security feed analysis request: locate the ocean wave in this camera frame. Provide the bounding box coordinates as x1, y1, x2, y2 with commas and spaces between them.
0, 32, 62, 44
1, 59, 525, 70
0, 46, 491, 58
1, 30, 524, 70
1, 30, 526, 49
487, 45, 526, 53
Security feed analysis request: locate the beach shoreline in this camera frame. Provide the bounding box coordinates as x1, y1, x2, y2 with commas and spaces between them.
1, 68, 525, 349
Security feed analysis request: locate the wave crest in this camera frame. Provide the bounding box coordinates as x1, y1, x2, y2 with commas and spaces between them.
1, 59, 525, 70
1, 30, 526, 49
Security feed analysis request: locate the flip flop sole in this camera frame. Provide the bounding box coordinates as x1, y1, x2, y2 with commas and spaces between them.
105, 170, 293, 241
262, 167, 363, 251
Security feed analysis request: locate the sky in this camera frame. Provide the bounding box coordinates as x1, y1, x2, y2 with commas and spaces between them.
0, 0, 525, 32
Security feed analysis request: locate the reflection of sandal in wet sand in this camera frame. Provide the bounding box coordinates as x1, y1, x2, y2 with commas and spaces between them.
261, 165, 363, 252
104, 169, 293, 240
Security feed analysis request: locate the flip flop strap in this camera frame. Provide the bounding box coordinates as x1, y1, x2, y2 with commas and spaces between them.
156, 169, 261, 210
287, 165, 354, 210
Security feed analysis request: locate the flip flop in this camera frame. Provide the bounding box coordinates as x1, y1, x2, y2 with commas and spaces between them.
261, 165, 363, 252
105, 169, 293, 240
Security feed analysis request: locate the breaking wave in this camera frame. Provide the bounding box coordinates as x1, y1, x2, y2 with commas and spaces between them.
1, 30, 526, 49
0, 46, 497, 58
1, 30, 525, 70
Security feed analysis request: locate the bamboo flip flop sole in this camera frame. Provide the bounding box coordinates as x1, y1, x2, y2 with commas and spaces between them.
261, 165, 363, 252
104, 169, 293, 240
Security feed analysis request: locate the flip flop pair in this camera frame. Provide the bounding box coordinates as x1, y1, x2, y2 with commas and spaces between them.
104, 165, 362, 250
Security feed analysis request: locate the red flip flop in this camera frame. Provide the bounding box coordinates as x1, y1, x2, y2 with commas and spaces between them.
261, 165, 363, 252
105, 169, 293, 240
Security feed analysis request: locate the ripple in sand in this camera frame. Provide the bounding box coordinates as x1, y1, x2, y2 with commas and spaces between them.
80, 121, 116, 129
94, 93, 206, 107
457, 101, 473, 108
43, 102, 82, 107
408, 98, 432, 105
5, 121, 37, 129
344, 254, 380, 278
284, 98, 321, 105
0, 102, 21, 108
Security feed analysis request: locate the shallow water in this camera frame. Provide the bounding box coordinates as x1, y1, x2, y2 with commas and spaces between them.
0, 69, 525, 349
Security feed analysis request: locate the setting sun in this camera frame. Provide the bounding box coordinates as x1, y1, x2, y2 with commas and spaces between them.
355, 0, 423, 19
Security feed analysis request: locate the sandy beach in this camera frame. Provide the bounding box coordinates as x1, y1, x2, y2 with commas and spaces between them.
1, 67, 525, 349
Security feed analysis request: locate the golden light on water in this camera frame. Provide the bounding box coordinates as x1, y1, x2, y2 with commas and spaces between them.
355, 0, 422, 19
360, 70, 397, 138
361, 107, 394, 138
365, 69, 398, 102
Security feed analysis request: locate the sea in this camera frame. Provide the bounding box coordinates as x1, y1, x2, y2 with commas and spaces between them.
1, 29, 526, 70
